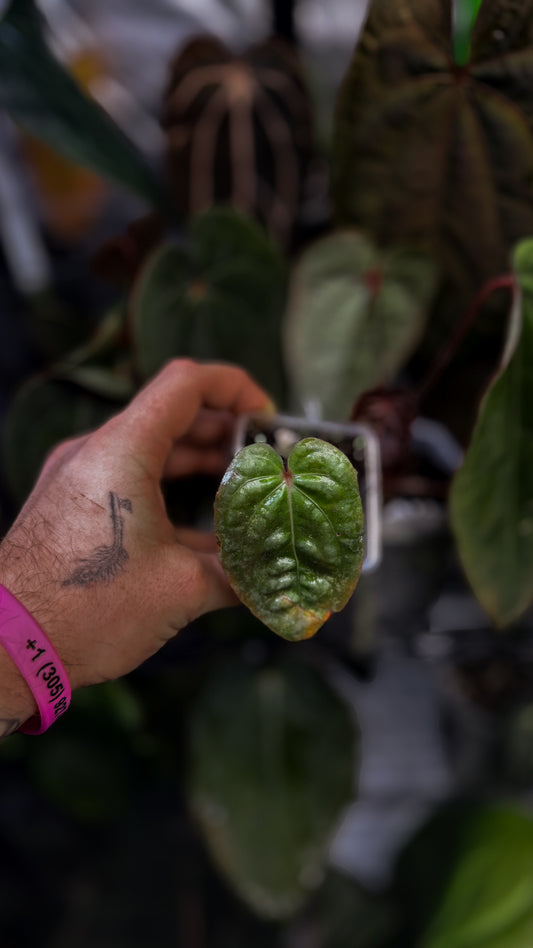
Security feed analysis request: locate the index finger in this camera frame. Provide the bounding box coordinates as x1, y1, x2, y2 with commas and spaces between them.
116, 359, 273, 473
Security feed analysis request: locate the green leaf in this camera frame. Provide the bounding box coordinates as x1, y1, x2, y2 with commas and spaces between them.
2, 376, 116, 503
453, 0, 484, 65
214, 438, 365, 641
396, 803, 533, 948
0, 0, 168, 209
283, 230, 436, 419
56, 305, 136, 401
188, 660, 358, 919
449, 239, 533, 626
333, 0, 533, 321
132, 207, 287, 402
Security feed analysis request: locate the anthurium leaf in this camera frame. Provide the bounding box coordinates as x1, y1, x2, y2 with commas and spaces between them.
396, 803, 533, 948
132, 207, 286, 401
2, 376, 116, 502
283, 230, 436, 419
188, 660, 358, 919
0, 0, 168, 209
333, 0, 533, 318
449, 238, 533, 626
214, 438, 365, 641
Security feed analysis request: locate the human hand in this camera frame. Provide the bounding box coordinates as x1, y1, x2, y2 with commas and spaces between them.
0, 359, 271, 728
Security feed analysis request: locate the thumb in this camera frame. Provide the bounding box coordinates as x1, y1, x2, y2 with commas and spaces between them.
158, 545, 240, 630
195, 552, 241, 616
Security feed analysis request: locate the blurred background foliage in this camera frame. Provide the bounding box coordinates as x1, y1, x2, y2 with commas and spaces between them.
1, 1, 533, 946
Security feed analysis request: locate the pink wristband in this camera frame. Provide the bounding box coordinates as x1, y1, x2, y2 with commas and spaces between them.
0, 584, 71, 734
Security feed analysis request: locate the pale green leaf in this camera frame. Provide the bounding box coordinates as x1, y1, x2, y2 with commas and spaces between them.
283, 231, 435, 419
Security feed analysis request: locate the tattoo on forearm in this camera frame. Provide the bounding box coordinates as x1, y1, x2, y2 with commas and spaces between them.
63, 492, 133, 587
0, 719, 20, 739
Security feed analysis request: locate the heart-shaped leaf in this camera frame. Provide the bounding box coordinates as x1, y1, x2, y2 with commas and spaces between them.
449, 238, 533, 626
214, 437, 365, 641
188, 659, 358, 919
396, 803, 533, 948
283, 230, 436, 419
333, 0, 533, 322
132, 207, 287, 402
0, 0, 168, 209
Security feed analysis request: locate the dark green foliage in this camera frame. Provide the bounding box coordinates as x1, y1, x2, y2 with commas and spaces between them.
0, 0, 169, 209
303, 870, 400, 948
333, 0, 533, 328
132, 207, 287, 403
162, 35, 314, 246
396, 802, 533, 947
188, 658, 358, 919
453, 0, 484, 65
2, 376, 116, 502
450, 238, 533, 625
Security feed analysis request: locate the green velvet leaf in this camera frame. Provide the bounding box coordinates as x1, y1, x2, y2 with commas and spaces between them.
188, 660, 358, 919
449, 238, 533, 626
2, 376, 115, 503
333, 0, 533, 318
283, 230, 436, 419
396, 803, 533, 948
214, 438, 365, 641
132, 207, 286, 402
0, 0, 168, 209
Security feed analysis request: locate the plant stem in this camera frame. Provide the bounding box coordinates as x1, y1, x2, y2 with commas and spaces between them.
417, 273, 516, 403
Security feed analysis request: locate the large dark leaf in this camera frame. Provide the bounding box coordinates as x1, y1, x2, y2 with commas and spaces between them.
333, 0, 533, 323
162, 35, 313, 247
283, 230, 436, 419
214, 438, 365, 641
188, 659, 358, 919
132, 207, 287, 401
0, 0, 168, 209
396, 802, 533, 948
2, 376, 116, 503
449, 238, 533, 626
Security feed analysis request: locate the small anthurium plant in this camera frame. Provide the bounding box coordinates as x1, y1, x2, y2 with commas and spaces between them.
1, 0, 533, 940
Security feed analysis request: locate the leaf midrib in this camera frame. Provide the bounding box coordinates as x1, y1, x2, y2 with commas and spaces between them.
286, 481, 301, 594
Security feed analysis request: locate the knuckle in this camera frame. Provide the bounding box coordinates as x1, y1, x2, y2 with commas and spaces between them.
164, 357, 198, 375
